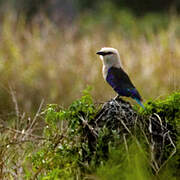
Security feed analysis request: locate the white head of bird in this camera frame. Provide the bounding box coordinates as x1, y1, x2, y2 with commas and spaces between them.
96, 47, 123, 79
96, 47, 122, 68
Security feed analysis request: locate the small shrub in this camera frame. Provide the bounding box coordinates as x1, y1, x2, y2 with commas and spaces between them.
30, 90, 180, 179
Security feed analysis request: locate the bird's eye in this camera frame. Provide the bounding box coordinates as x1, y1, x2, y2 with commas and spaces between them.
96, 51, 114, 56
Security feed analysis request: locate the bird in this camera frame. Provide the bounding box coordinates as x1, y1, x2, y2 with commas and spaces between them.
96, 47, 144, 108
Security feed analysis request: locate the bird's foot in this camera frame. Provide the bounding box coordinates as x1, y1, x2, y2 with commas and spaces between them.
113, 95, 127, 104
113, 95, 121, 100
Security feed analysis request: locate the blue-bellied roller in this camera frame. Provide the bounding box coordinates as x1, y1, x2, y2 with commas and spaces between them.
96, 47, 144, 108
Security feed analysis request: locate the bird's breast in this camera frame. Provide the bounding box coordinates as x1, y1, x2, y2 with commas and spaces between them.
102, 66, 109, 80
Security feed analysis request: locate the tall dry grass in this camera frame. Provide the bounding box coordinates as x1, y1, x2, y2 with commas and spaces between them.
0, 13, 179, 179
0, 14, 179, 115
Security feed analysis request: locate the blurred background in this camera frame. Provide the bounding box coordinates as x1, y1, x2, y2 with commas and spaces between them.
0, 0, 180, 115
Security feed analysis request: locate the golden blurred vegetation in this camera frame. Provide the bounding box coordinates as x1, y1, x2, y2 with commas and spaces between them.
0, 12, 180, 116
0, 8, 180, 178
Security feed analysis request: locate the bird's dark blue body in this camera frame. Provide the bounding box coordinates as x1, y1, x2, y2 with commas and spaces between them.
106, 67, 144, 108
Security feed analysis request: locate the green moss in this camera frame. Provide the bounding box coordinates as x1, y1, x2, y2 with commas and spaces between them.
28, 90, 180, 179
142, 91, 180, 130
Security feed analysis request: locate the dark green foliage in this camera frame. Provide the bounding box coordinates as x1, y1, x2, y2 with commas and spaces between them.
76, 0, 180, 15
31, 88, 98, 178
30, 90, 180, 179
143, 91, 180, 130
0, 0, 180, 26
1, 0, 180, 19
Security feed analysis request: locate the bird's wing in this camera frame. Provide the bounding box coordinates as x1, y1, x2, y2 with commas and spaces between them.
106, 67, 142, 101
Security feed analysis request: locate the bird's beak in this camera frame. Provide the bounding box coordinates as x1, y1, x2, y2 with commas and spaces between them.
96, 51, 105, 56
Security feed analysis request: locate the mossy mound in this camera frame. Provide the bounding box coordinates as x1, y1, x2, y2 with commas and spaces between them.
86, 96, 177, 173
31, 90, 180, 179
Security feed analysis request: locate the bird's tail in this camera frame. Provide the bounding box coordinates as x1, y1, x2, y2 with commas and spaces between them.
134, 98, 145, 109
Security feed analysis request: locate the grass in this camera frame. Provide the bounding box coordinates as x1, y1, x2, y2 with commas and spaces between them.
0, 12, 179, 115
0, 89, 179, 179
0, 10, 179, 179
